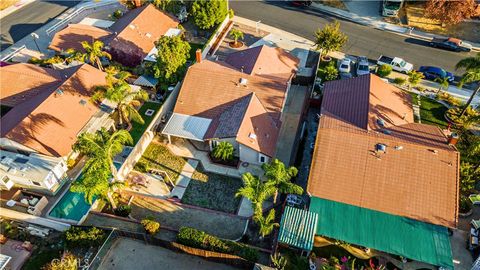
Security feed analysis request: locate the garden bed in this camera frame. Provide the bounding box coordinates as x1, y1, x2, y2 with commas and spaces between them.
209, 153, 240, 168
134, 142, 186, 183
409, 93, 448, 128
129, 101, 162, 144
316, 58, 338, 83
181, 165, 242, 214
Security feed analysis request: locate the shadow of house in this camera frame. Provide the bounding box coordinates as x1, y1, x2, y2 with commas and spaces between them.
107, 37, 145, 67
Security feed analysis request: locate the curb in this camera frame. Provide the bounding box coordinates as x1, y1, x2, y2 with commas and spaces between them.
0, 0, 35, 19
309, 4, 480, 52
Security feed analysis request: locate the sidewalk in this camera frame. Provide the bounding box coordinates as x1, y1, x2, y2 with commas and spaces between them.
0, 0, 34, 19
309, 2, 480, 51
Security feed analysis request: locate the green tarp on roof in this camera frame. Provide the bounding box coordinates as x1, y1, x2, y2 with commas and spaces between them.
309, 197, 453, 268
278, 206, 318, 251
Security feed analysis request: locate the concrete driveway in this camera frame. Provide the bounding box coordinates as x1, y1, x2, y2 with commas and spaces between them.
342, 0, 382, 20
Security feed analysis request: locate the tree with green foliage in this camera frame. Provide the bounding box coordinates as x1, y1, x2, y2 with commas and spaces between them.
377, 64, 392, 78
229, 28, 244, 46
152, 0, 178, 13
93, 81, 148, 129
151, 35, 191, 83
256, 209, 278, 239
460, 162, 478, 194
66, 40, 111, 71
262, 159, 303, 204
456, 52, 480, 118
314, 21, 348, 58
324, 64, 339, 81
71, 128, 132, 204
42, 252, 78, 270
191, 0, 228, 30
407, 70, 425, 90
236, 173, 276, 216
141, 217, 161, 234
212, 141, 234, 161
434, 76, 450, 93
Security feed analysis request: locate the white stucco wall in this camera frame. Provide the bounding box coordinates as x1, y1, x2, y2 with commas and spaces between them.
238, 144, 270, 165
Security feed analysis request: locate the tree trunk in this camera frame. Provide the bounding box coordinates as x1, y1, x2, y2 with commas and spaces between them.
459, 85, 480, 118
107, 192, 117, 209
273, 190, 279, 204
96, 57, 103, 71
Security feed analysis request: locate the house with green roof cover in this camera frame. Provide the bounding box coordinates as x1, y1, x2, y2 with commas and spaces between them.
301, 75, 459, 268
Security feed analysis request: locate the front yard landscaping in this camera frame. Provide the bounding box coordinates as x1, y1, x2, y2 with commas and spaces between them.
129, 101, 162, 144
181, 165, 243, 214
409, 92, 448, 128
134, 142, 186, 183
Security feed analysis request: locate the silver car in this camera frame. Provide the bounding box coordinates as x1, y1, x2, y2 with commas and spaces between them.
356, 56, 370, 76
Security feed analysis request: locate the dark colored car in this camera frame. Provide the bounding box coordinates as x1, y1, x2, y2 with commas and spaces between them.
418, 66, 454, 82
429, 37, 473, 52
290, 1, 312, 7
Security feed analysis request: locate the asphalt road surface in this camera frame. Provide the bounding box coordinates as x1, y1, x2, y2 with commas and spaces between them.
230, 1, 477, 76
0, 0, 80, 51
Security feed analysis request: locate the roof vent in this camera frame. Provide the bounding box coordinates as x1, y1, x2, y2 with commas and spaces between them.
129, 24, 136, 29
381, 129, 392, 135
79, 99, 87, 106
394, 146, 403, 150
249, 133, 257, 140
375, 143, 387, 153
376, 118, 385, 127
55, 89, 64, 95
146, 33, 152, 38
240, 78, 248, 85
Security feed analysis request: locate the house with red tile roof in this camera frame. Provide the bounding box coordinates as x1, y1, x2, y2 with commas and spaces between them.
304, 74, 459, 268
162, 45, 299, 165
48, 4, 179, 67
0, 63, 110, 194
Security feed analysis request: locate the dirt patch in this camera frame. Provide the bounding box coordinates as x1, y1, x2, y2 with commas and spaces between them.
314, 0, 347, 10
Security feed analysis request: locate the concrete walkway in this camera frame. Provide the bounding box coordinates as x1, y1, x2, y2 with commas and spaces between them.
169, 159, 199, 200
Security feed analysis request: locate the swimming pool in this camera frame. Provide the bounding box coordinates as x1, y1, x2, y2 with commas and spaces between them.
48, 161, 124, 222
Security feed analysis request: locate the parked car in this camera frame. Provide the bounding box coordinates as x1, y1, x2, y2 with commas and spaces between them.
418, 66, 454, 82
356, 56, 370, 76
429, 37, 472, 52
338, 58, 352, 73
289, 0, 312, 7
377, 55, 413, 74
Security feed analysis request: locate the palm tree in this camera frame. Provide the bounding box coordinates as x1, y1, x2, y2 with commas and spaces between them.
235, 173, 276, 216
212, 141, 234, 161
262, 159, 303, 204
229, 28, 244, 46
434, 76, 450, 93
256, 209, 278, 239
94, 81, 148, 129
71, 128, 133, 205
105, 66, 131, 85
66, 40, 111, 71
407, 70, 425, 90
456, 53, 480, 117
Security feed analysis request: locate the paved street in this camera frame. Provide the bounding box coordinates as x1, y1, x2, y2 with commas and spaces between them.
230, 1, 477, 76
0, 0, 79, 51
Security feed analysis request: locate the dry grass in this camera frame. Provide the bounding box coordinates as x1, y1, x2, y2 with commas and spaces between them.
314, 0, 347, 11
0, 0, 18, 10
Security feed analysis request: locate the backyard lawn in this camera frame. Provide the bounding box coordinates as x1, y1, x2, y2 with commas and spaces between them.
135, 142, 186, 183
129, 102, 162, 144
409, 92, 448, 128
181, 165, 243, 214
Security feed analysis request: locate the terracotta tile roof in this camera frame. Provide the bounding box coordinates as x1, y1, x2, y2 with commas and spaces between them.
109, 4, 179, 57
173, 46, 297, 156
307, 74, 459, 228
1, 64, 106, 157
0, 64, 63, 107
48, 24, 113, 52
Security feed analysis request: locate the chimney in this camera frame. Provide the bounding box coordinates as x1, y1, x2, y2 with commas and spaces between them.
448, 133, 459, 146
195, 49, 202, 63
133, 0, 142, 8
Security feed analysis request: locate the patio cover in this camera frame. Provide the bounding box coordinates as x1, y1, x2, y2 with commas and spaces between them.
309, 197, 453, 269
162, 113, 212, 141
278, 206, 318, 251
133, 75, 158, 87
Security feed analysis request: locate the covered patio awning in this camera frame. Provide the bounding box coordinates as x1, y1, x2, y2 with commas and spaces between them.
278, 206, 318, 251
133, 75, 158, 88
309, 197, 454, 269
162, 113, 212, 142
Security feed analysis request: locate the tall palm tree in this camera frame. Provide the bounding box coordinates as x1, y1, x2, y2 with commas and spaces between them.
434, 76, 450, 93
94, 81, 148, 129
262, 159, 303, 204
235, 173, 276, 216
66, 40, 111, 71
407, 70, 425, 90
256, 209, 278, 239
71, 128, 132, 205
456, 52, 480, 117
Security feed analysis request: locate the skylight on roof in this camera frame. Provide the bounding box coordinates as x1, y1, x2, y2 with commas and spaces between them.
249, 133, 257, 140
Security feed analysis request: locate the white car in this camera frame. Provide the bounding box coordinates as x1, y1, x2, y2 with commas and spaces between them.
356, 56, 370, 76
338, 58, 352, 73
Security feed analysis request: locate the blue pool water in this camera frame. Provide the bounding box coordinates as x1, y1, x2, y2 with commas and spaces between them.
49, 161, 124, 221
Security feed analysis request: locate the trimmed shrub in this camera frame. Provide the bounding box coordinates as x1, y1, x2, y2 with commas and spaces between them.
141, 218, 160, 235
177, 227, 259, 262
112, 9, 123, 20
212, 141, 234, 161
114, 204, 131, 217
65, 227, 106, 248
377, 64, 392, 78
393, 77, 406, 86
323, 64, 338, 81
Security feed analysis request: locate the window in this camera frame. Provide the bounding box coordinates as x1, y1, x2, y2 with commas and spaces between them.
258, 154, 267, 164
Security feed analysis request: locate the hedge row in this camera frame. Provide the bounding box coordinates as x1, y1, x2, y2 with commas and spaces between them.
177, 227, 258, 262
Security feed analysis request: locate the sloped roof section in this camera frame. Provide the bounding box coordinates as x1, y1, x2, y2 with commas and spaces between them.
1, 64, 106, 157
307, 74, 459, 228
278, 206, 318, 251
48, 24, 113, 52
162, 113, 212, 141
310, 197, 453, 268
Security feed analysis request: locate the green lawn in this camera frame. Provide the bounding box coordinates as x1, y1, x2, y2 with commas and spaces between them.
23, 248, 63, 270
188, 43, 204, 62
181, 165, 243, 214
129, 102, 162, 144
135, 142, 186, 182
409, 93, 448, 128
